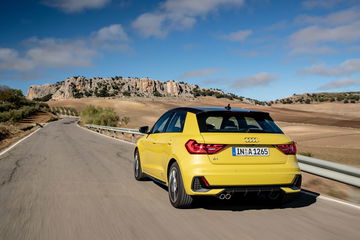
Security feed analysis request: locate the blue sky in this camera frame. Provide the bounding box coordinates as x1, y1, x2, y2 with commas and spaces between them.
0, 0, 360, 101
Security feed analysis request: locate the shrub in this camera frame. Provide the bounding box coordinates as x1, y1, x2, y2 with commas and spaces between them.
123, 91, 131, 97
33, 94, 53, 102
0, 124, 11, 140
121, 116, 130, 126
0, 105, 39, 122
153, 91, 162, 97
80, 105, 119, 126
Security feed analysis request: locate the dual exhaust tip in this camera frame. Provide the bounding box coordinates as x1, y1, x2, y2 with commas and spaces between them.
218, 193, 232, 200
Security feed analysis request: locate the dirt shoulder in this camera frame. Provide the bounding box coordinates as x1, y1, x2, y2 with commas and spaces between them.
0, 112, 55, 152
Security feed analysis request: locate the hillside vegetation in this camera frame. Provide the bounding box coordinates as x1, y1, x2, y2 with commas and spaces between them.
80, 105, 120, 127
273, 92, 360, 104
0, 86, 49, 123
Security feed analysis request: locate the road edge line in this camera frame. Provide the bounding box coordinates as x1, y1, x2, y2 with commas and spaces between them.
0, 125, 44, 156
76, 123, 136, 146
302, 189, 360, 210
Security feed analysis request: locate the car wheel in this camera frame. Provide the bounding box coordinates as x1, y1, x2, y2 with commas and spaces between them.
134, 150, 147, 181
168, 162, 193, 209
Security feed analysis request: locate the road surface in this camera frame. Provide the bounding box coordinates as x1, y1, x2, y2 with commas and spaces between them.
0, 119, 359, 240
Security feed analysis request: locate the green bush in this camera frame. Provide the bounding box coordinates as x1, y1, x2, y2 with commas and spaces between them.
153, 91, 162, 97
80, 105, 119, 126
123, 91, 131, 97
33, 94, 53, 102
0, 105, 39, 122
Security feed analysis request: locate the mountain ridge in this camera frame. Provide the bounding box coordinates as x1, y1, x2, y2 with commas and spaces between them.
27, 76, 264, 104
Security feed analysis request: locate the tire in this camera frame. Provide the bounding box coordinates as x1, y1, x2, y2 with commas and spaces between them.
168, 162, 193, 209
134, 150, 147, 181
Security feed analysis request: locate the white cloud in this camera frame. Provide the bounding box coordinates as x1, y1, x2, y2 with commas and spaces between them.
132, 0, 245, 38
230, 72, 277, 88
93, 24, 129, 42
0, 48, 34, 71
91, 24, 131, 51
43, 0, 111, 13
289, 21, 360, 54
318, 77, 360, 90
0, 24, 130, 76
265, 20, 288, 31
295, 8, 360, 26
220, 30, 252, 42
179, 68, 221, 79
25, 38, 96, 68
300, 59, 360, 76
302, 0, 343, 9
132, 13, 168, 38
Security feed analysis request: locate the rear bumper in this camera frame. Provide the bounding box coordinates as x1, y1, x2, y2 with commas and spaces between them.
191, 175, 302, 195
180, 156, 302, 196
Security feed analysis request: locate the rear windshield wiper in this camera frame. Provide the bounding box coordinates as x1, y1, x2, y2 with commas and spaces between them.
246, 128, 266, 133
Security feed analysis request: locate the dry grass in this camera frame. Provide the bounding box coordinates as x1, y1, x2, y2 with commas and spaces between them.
273, 102, 360, 118
0, 112, 53, 152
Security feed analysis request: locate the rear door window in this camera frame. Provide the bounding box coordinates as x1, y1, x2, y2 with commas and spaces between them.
165, 111, 187, 133
197, 111, 283, 133
151, 112, 173, 134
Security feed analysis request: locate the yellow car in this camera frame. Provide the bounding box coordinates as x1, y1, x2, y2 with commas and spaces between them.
135, 106, 301, 208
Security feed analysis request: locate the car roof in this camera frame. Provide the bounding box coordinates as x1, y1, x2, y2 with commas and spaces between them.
169, 107, 268, 114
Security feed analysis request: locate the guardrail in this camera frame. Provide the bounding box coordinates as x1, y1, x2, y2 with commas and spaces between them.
85, 124, 145, 142
297, 155, 360, 187
84, 124, 360, 187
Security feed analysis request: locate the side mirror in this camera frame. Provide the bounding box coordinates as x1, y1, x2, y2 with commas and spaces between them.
139, 126, 149, 134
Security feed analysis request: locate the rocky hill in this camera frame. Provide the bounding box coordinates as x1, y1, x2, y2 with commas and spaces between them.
273, 92, 360, 104
27, 76, 262, 104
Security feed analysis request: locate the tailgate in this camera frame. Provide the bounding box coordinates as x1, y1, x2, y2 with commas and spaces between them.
201, 133, 293, 165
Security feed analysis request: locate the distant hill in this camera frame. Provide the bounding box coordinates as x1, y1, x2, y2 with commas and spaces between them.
27, 76, 265, 105
273, 92, 360, 104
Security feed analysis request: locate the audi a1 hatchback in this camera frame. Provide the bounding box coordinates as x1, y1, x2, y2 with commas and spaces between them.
134, 106, 301, 208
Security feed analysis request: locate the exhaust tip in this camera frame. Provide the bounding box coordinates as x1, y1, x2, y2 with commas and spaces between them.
218, 193, 232, 200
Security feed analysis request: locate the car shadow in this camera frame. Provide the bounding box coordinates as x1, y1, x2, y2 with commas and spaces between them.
152, 180, 318, 211
194, 191, 318, 211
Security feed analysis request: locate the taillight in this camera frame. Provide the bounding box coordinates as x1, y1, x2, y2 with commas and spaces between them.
185, 139, 226, 154
276, 143, 297, 155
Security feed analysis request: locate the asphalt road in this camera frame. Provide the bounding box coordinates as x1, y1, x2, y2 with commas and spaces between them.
0, 119, 359, 240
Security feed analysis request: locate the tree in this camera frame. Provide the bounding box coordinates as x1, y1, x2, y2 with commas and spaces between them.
121, 116, 130, 126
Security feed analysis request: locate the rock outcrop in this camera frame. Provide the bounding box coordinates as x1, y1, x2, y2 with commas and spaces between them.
27, 76, 224, 100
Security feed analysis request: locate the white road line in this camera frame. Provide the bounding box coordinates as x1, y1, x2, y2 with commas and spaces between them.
0, 126, 43, 156
302, 190, 360, 210
77, 124, 136, 146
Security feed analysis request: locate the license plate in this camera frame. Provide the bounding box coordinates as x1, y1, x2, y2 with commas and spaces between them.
232, 147, 269, 156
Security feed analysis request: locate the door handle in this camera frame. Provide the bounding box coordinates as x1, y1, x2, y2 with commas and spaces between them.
168, 140, 172, 145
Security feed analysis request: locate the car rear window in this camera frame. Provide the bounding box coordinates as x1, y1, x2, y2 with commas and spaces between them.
196, 111, 283, 133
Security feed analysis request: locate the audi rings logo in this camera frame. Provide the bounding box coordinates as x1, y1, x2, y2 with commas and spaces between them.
244, 137, 259, 143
